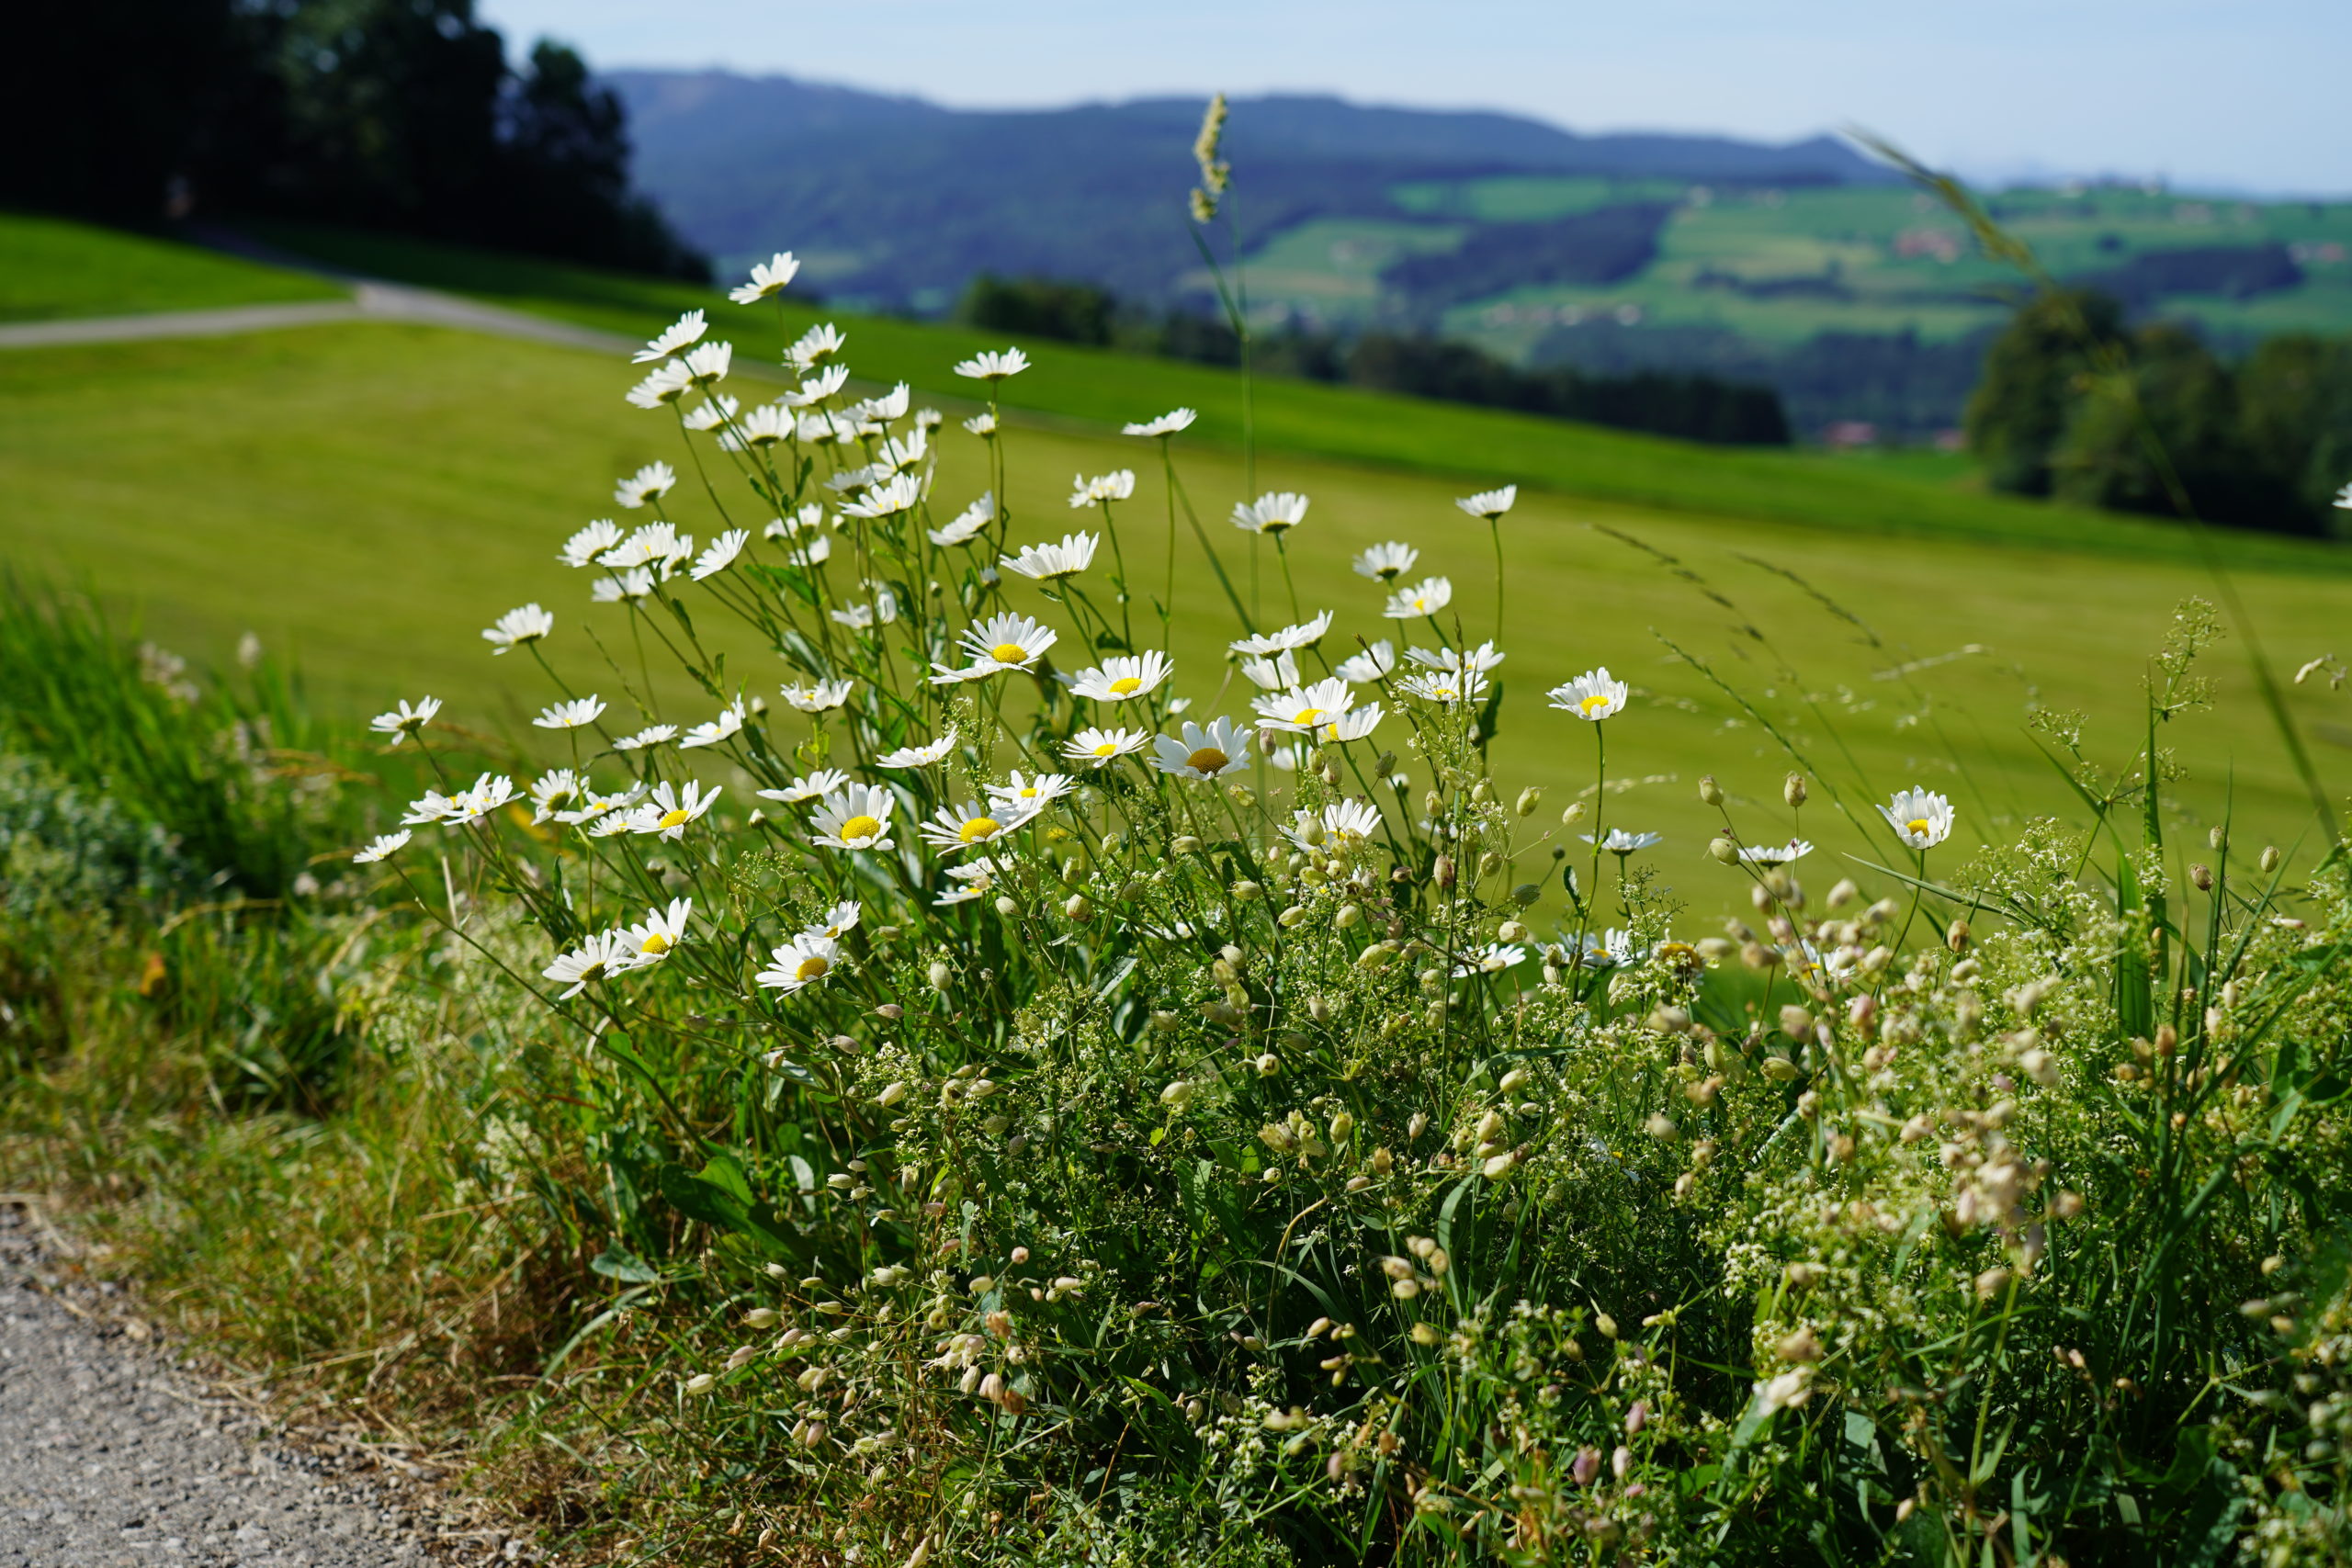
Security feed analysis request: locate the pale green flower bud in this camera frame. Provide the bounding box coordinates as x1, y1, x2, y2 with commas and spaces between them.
1699, 774, 1723, 806
1515, 785, 1544, 817
1231, 880, 1262, 901
1561, 802, 1588, 826
1335, 903, 1363, 929
995, 895, 1020, 917
1783, 772, 1808, 808
684, 1372, 716, 1395
1278, 905, 1309, 928
1159, 1079, 1194, 1108
2261, 845, 2281, 873
927, 962, 953, 991
1064, 894, 1094, 921
744, 1307, 780, 1328
1710, 837, 1738, 864
1172, 834, 1202, 854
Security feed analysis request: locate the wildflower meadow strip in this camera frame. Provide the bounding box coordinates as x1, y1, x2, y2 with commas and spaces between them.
352, 250, 2352, 1565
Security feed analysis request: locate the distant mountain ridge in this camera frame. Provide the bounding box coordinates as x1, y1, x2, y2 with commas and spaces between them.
606, 70, 1894, 309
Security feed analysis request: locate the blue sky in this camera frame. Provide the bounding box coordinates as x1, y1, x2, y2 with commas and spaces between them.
475, 0, 2346, 194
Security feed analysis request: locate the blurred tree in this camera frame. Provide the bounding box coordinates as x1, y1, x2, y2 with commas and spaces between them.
1962, 288, 2127, 496
2236, 334, 2352, 532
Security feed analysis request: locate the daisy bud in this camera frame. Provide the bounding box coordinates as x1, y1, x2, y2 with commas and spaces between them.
1710, 837, 1738, 864
1172, 834, 1202, 853
1947, 919, 1971, 953
1433, 855, 1456, 889
1064, 894, 1094, 921
1515, 785, 1544, 817
1699, 774, 1724, 807
2261, 845, 2280, 873
1561, 802, 1588, 826
1335, 903, 1363, 929
927, 962, 954, 991
1783, 773, 1807, 808
1826, 878, 1859, 908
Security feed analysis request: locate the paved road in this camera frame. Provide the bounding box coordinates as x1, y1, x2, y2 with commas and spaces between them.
0, 283, 636, 356
0, 1201, 489, 1567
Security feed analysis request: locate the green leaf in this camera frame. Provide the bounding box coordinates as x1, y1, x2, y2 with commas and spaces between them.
590, 1245, 662, 1283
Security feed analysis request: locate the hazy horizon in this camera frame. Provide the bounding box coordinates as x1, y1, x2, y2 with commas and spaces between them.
475, 0, 2349, 197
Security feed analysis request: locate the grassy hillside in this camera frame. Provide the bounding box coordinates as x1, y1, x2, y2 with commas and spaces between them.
0, 212, 345, 321
5, 316, 2346, 867
247, 221, 2352, 576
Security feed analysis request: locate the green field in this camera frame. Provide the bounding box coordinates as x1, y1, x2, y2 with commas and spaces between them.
6, 301, 2348, 871
0, 213, 344, 321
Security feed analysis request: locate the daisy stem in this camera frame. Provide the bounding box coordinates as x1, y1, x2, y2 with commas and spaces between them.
1488, 517, 1505, 646
1272, 534, 1302, 624
1574, 724, 1607, 975
1096, 499, 1135, 649
1159, 440, 1178, 641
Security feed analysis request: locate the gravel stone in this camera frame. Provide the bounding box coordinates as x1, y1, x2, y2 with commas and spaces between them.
0, 1202, 473, 1567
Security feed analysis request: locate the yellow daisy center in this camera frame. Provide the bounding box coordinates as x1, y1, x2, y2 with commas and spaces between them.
840, 813, 882, 841
1291, 706, 1323, 727
639, 932, 671, 955
1579, 694, 1611, 716
989, 641, 1027, 664
1410, 595, 1430, 611
1186, 747, 1230, 774
795, 954, 831, 982
1108, 675, 1143, 694
1092, 742, 1118, 757
1906, 818, 1932, 836
958, 816, 1002, 843
658, 807, 693, 829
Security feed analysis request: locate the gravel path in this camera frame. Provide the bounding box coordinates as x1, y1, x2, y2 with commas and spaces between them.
0, 284, 634, 356
0, 1201, 487, 1567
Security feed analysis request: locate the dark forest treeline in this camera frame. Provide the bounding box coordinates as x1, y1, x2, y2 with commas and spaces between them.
1966, 289, 2352, 536
4, 0, 704, 280
961, 275, 1792, 446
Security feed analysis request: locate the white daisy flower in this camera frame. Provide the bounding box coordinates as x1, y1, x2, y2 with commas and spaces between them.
680, 341, 731, 387
528, 769, 587, 822
616, 897, 693, 968
929, 494, 994, 547
545, 931, 633, 999
632, 310, 707, 364
441, 773, 520, 827
781, 679, 854, 713
915, 798, 1037, 855
679, 702, 746, 750
560, 520, 624, 568
1880, 787, 1955, 849
786, 364, 851, 406
1281, 800, 1383, 853
1238, 649, 1301, 692
728, 403, 796, 449
1383, 577, 1453, 619
600, 522, 693, 573
988, 772, 1076, 813
1252, 677, 1358, 733
533, 694, 605, 730
1124, 408, 1197, 437
781, 533, 832, 569
1407, 641, 1506, 674
1000, 533, 1098, 581
729, 253, 800, 304
876, 730, 958, 769
592, 569, 658, 604
1228, 611, 1332, 657
756, 932, 842, 994
556, 783, 645, 827
927, 660, 996, 686
613, 724, 676, 750
1740, 839, 1815, 864
1317, 702, 1385, 743
962, 411, 998, 437
756, 769, 851, 806
1351, 542, 1418, 582
1063, 727, 1149, 767
958, 613, 1056, 673
684, 393, 740, 433
1068, 470, 1136, 508
1583, 829, 1662, 853
831, 604, 881, 630
788, 322, 845, 368
614, 461, 677, 510
797, 412, 859, 446
875, 428, 928, 473
691, 530, 749, 581
2335, 481, 2352, 511
934, 857, 1009, 906
626, 361, 695, 410
400, 786, 462, 826
1334, 641, 1396, 682
1453, 942, 1528, 979
955, 347, 1031, 381
1455, 485, 1518, 522
1397, 670, 1488, 706
1573, 929, 1640, 970
1151, 716, 1250, 780
811, 900, 862, 940
353, 830, 411, 864
1068, 650, 1172, 703
839, 472, 925, 521
1548, 667, 1628, 722
628, 779, 721, 840
1230, 491, 1309, 535
808, 784, 896, 852
854, 383, 911, 423
482, 604, 553, 654
368, 695, 441, 746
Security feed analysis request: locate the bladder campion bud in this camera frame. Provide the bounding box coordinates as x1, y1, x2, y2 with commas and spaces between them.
1826, 877, 1859, 908
927, 962, 953, 991
1946, 919, 1971, 953
1515, 785, 1544, 817
1471, 780, 1493, 805
1149, 1010, 1179, 1032
1279, 905, 1308, 928
1159, 1080, 1194, 1108
1783, 773, 1808, 808
1329, 1111, 1354, 1142
2261, 845, 2281, 873
995, 896, 1020, 917
1172, 834, 1202, 854
1307, 995, 1333, 1022
1335, 903, 1363, 929
1699, 774, 1723, 806
1231, 880, 1262, 901
1511, 883, 1541, 907
1561, 802, 1588, 826
1374, 750, 1397, 776
1371, 1146, 1393, 1175
1065, 895, 1094, 921
1710, 837, 1738, 864
2189, 863, 2213, 891
1256, 1054, 1281, 1077
1433, 854, 1456, 889
1498, 919, 1530, 942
